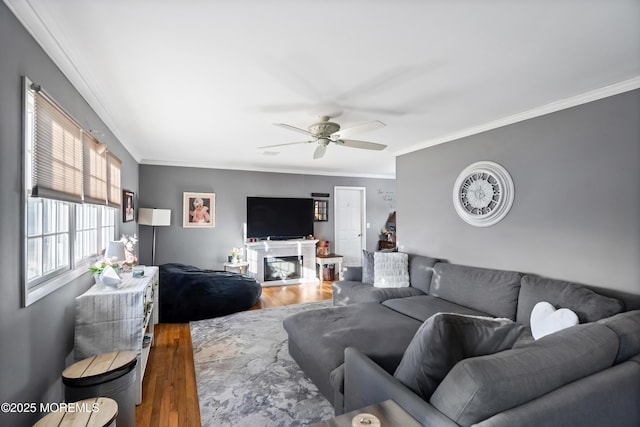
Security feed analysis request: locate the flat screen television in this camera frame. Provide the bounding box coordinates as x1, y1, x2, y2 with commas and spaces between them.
247, 197, 314, 240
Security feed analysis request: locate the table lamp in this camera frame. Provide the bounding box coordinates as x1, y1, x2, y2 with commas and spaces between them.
138, 208, 171, 265
105, 240, 126, 262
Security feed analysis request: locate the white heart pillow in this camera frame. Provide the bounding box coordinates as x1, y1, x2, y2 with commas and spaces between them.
530, 301, 579, 340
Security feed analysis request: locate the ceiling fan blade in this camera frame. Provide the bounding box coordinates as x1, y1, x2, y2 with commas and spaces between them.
273, 123, 313, 136
336, 63, 436, 101
253, 103, 313, 113
313, 144, 327, 159
258, 141, 313, 149
335, 139, 387, 151
340, 104, 407, 116
331, 121, 385, 139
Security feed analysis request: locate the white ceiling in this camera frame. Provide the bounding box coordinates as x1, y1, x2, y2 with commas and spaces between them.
6, 0, 640, 178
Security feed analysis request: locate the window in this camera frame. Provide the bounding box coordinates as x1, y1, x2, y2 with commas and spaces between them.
23, 77, 121, 306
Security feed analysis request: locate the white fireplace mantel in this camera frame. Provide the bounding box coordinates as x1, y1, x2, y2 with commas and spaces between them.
245, 240, 319, 286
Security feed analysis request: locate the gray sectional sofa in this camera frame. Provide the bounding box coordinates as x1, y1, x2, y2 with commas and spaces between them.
282, 254, 640, 426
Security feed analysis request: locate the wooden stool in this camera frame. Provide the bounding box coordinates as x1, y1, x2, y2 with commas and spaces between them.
62, 351, 137, 427
33, 397, 117, 427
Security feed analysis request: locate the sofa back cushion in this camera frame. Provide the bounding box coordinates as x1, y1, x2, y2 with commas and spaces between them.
407, 254, 439, 293
429, 263, 522, 320
361, 250, 375, 284
430, 322, 618, 426
394, 313, 526, 401
516, 275, 625, 326
598, 310, 640, 364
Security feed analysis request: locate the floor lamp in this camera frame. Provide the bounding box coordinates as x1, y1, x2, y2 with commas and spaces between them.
138, 208, 171, 265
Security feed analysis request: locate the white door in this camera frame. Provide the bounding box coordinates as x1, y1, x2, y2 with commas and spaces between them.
334, 187, 366, 266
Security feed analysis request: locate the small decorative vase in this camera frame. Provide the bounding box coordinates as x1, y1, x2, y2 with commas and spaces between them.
93, 273, 103, 286
230, 256, 238, 265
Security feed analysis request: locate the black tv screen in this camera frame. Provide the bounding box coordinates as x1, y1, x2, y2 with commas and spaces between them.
247, 197, 314, 240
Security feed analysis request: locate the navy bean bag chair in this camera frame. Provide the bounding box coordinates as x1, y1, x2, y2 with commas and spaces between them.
159, 263, 262, 323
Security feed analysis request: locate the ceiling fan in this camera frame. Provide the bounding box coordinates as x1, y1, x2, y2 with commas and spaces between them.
260, 116, 387, 159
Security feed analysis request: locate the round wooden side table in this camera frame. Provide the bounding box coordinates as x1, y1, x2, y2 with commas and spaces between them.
33, 397, 117, 427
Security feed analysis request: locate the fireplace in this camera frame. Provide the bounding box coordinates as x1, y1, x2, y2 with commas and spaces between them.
245, 239, 319, 286
264, 256, 302, 282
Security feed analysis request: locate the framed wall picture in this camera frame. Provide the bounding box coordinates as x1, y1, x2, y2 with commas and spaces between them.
183, 192, 215, 228
314, 200, 328, 222
122, 190, 135, 222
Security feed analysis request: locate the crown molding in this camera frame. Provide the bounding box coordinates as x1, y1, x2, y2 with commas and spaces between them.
139, 158, 396, 180
395, 76, 640, 157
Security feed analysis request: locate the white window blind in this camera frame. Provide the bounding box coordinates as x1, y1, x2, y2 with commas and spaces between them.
31, 89, 83, 203
107, 152, 122, 207
83, 133, 108, 205
28, 82, 121, 208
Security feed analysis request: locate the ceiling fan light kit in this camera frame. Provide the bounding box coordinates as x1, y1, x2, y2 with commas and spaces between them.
261, 115, 387, 159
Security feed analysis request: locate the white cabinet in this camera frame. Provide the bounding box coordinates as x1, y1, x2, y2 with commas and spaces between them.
74, 266, 159, 405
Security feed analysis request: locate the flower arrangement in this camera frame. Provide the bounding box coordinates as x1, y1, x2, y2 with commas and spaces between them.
88, 234, 138, 276
230, 247, 240, 258
120, 234, 138, 267
88, 258, 115, 275
121, 234, 138, 253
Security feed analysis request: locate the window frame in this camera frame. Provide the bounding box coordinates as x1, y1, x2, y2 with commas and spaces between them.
22, 77, 120, 307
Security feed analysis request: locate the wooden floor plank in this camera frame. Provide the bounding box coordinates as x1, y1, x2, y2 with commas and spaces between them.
135, 281, 333, 427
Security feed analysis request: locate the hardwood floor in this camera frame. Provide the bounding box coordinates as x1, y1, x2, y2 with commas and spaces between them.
135, 281, 333, 427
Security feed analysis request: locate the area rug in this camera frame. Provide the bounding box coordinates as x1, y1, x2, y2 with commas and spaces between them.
190, 300, 335, 427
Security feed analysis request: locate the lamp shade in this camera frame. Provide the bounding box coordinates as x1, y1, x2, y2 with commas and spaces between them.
105, 240, 126, 261
138, 208, 171, 226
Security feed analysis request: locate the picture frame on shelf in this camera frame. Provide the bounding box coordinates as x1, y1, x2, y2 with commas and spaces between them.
183, 192, 215, 228
123, 190, 135, 222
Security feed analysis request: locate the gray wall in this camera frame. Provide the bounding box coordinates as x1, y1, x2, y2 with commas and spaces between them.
0, 4, 139, 426
397, 89, 640, 307
138, 165, 396, 268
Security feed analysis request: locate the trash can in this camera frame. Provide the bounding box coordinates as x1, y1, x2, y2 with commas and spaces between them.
322, 263, 335, 281
62, 351, 137, 427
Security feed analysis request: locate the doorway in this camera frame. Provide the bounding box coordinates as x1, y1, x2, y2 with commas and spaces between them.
334, 186, 366, 266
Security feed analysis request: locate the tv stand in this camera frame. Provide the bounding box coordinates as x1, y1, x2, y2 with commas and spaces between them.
245, 239, 319, 286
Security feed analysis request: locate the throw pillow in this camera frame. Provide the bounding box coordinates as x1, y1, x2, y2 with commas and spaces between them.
373, 252, 409, 288
530, 301, 579, 340
394, 313, 526, 400
361, 250, 375, 285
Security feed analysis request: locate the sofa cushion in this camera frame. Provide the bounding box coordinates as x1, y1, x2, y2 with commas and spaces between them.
430, 322, 619, 426
429, 263, 522, 320
383, 295, 491, 322
394, 313, 526, 400
342, 266, 363, 282
598, 310, 640, 364
283, 302, 423, 401
362, 250, 375, 284
516, 275, 625, 326
332, 281, 425, 306
373, 252, 409, 288
407, 254, 439, 293
329, 364, 345, 393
